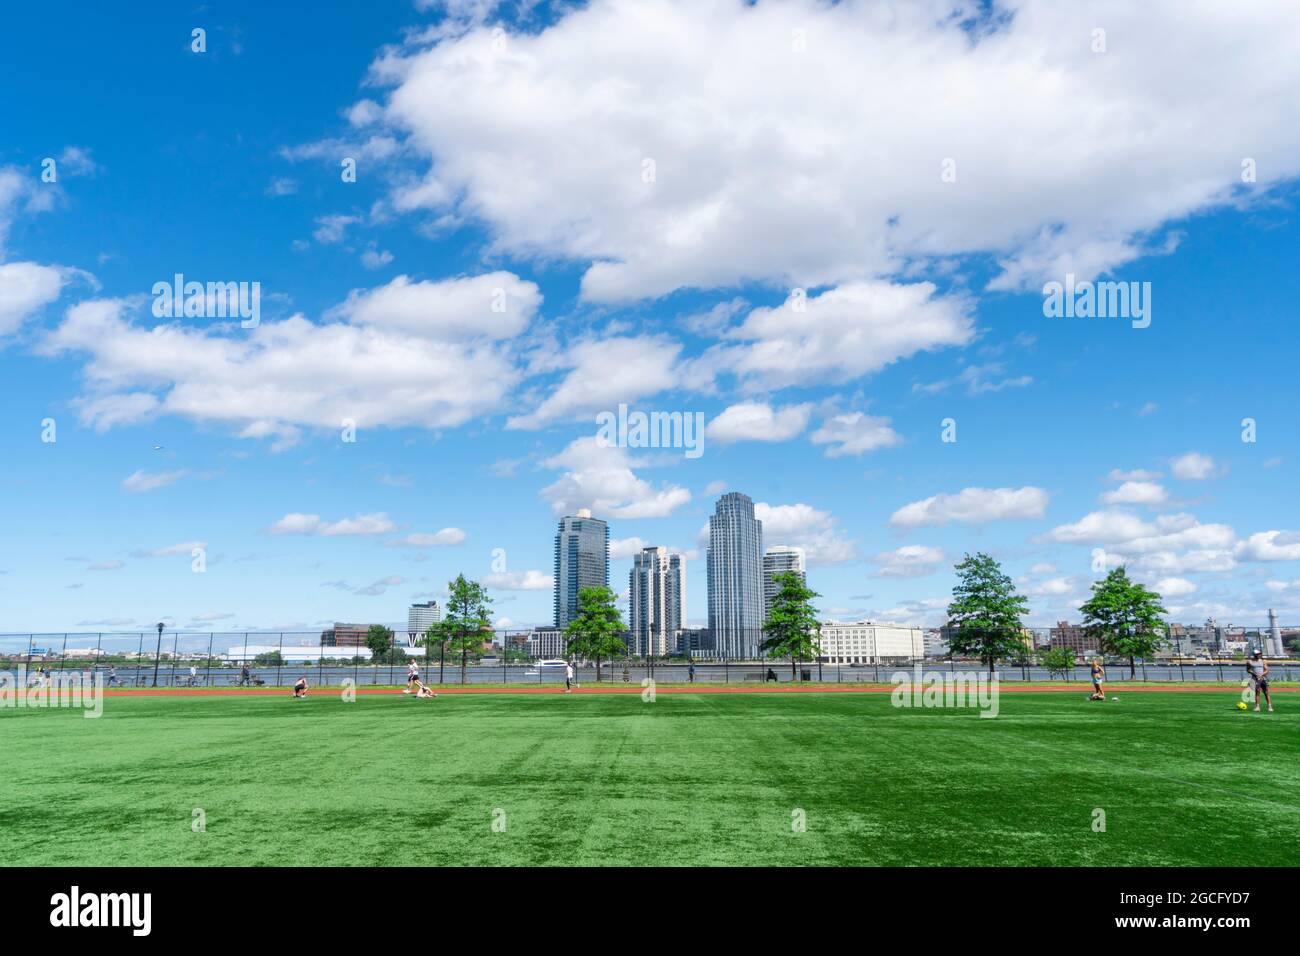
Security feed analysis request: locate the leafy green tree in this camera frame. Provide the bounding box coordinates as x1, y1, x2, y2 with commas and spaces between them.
564, 586, 626, 682
365, 625, 395, 663
760, 571, 822, 681
1078, 567, 1167, 678
253, 650, 284, 667
1037, 645, 1076, 679
946, 552, 1031, 673
427, 575, 494, 684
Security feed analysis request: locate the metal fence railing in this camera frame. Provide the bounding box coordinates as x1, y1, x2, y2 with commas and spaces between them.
0, 627, 1294, 689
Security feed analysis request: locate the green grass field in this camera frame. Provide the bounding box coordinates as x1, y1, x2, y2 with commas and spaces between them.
2, 690, 1297, 866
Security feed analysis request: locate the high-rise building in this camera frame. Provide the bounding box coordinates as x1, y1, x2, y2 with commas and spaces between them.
629, 547, 685, 657
1268, 608, 1284, 657
408, 601, 441, 644
707, 492, 764, 660
762, 546, 806, 621
553, 508, 610, 628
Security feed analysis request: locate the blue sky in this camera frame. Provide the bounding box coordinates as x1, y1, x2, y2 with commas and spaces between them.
2, 0, 1299, 639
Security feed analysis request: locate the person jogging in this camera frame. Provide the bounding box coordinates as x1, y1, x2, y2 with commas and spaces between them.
405, 659, 420, 693
1247, 650, 1274, 713
565, 661, 575, 693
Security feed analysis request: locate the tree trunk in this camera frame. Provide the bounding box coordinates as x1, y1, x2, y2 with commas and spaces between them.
596, 655, 601, 683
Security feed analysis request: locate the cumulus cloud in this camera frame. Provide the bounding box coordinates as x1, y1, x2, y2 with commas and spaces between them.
1100, 481, 1168, 506
869, 545, 946, 577
387, 528, 467, 547
706, 401, 811, 444
718, 282, 973, 389
121, 469, 188, 493
1170, 452, 1219, 480
754, 501, 856, 565
482, 569, 553, 590
0, 261, 68, 337
41, 285, 524, 439
330, 271, 539, 339
269, 512, 396, 536
1107, 468, 1161, 482
1238, 530, 1300, 562
540, 436, 691, 518
809, 411, 901, 457
365, 0, 1300, 300
507, 334, 683, 429
890, 486, 1049, 527
610, 536, 651, 559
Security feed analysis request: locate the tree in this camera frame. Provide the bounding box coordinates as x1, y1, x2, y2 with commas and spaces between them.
564, 586, 626, 682
1078, 567, 1167, 678
946, 552, 1030, 673
1037, 645, 1076, 680
365, 625, 395, 664
427, 575, 494, 684
760, 571, 822, 681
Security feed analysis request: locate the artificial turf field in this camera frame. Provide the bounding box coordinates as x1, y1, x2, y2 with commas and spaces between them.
2, 689, 1298, 866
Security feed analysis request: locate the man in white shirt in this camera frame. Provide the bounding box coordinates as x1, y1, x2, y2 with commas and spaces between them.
565, 661, 574, 693
405, 659, 419, 694
1247, 650, 1273, 713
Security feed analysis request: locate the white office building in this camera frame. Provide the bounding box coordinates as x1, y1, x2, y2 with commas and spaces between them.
762, 546, 806, 620
818, 621, 924, 664
407, 601, 442, 645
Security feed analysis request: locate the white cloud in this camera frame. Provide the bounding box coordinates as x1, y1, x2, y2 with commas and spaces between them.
809, 411, 901, 458
1170, 451, 1218, 480
269, 512, 396, 536
754, 501, 856, 565
361, 248, 394, 270
706, 401, 811, 444
331, 271, 539, 339
1155, 577, 1196, 597
890, 487, 1049, 527
1100, 480, 1168, 506
368, 1, 1300, 300
869, 545, 945, 577
1238, 530, 1300, 562
610, 536, 650, 559
388, 528, 467, 547
540, 436, 691, 519
719, 282, 973, 389
508, 334, 684, 429
1107, 468, 1162, 482
0, 261, 67, 336
121, 469, 187, 493
136, 541, 206, 558
482, 570, 553, 590
312, 214, 361, 244
41, 289, 524, 438
913, 361, 1032, 396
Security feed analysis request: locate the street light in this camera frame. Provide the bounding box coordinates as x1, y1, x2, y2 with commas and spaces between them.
152, 622, 164, 687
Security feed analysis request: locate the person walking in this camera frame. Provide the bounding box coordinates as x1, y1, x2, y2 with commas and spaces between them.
1247, 650, 1274, 713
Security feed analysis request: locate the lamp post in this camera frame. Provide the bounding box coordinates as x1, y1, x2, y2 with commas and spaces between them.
152, 622, 164, 687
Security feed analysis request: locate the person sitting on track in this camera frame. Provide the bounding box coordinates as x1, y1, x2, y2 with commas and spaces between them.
411, 679, 437, 699
292, 676, 309, 698
1246, 650, 1274, 713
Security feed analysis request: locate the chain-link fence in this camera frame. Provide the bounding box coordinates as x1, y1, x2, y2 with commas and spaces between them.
0, 626, 1293, 689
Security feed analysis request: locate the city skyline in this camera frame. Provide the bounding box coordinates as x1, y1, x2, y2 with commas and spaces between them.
2, 2, 1299, 635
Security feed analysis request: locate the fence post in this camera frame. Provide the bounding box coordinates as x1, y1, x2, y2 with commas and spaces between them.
170, 632, 179, 686
439, 641, 445, 685
135, 633, 144, 685
58, 633, 68, 675
243, 633, 249, 682
206, 633, 215, 686
277, 633, 284, 687
94, 632, 103, 681
318, 639, 325, 687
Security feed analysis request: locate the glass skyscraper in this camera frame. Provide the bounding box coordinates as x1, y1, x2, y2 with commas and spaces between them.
629, 546, 685, 657
553, 508, 610, 628
707, 492, 764, 659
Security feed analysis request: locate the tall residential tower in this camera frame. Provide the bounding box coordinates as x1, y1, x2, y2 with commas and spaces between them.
762, 546, 807, 621
707, 492, 764, 659
553, 508, 610, 628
